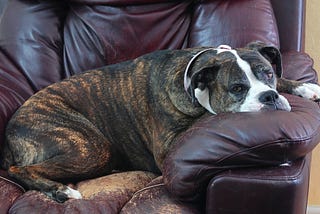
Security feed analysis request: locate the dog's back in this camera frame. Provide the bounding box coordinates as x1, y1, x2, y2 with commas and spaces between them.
2, 61, 154, 172
0, 48, 210, 202
1, 49, 202, 175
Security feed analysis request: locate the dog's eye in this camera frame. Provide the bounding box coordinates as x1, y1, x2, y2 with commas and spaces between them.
230, 84, 246, 94
256, 65, 274, 80
259, 66, 274, 80
266, 71, 273, 80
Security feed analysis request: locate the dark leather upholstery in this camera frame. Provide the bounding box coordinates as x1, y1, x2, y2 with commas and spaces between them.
270, 0, 306, 52
0, 0, 319, 213
206, 155, 311, 214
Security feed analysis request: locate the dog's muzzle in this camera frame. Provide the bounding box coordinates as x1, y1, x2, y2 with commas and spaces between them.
259, 90, 291, 111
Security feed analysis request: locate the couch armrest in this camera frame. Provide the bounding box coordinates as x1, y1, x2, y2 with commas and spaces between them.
203, 50, 317, 214
163, 93, 320, 202
281, 51, 318, 83
206, 155, 310, 214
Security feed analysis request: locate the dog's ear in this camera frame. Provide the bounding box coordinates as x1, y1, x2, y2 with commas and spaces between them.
188, 66, 220, 105
246, 41, 283, 78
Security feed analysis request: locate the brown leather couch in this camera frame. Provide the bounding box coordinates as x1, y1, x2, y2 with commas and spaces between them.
0, 0, 319, 213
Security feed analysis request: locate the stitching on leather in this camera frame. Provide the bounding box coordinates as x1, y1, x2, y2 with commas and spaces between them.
132, 183, 165, 197
0, 175, 26, 192
215, 137, 316, 165
211, 158, 306, 182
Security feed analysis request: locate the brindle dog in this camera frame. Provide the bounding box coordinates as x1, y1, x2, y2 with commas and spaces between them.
1, 42, 320, 202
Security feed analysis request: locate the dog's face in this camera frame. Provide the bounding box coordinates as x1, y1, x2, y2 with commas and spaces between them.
185, 42, 291, 114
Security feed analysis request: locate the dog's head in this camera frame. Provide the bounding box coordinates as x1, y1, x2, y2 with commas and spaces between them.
184, 41, 291, 114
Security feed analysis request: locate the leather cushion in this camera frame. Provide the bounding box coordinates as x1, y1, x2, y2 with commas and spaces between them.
0, 170, 25, 213
205, 156, 310, 214
188, 0, 280, 48
121, 176, 200, 213
282, 51, 318, 83
64, 0, 280, 74
0, 0, 68, 92
8, 171, 157, 213
64, 1, 192, 74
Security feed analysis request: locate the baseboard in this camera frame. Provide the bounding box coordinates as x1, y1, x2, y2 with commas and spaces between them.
307, 206, 320, 214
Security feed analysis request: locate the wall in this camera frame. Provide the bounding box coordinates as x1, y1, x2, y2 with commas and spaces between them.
305, 0, 320, 206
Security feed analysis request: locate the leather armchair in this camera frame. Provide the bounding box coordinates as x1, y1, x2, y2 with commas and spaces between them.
0, 0, 319, 213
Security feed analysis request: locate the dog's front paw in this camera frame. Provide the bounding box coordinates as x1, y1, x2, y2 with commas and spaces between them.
293, 83, 320, 102
60, 186, 82, 200
46, 186, 82, 203
55, 190, 69, 203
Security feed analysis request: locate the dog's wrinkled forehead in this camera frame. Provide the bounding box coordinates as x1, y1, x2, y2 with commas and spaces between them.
235, 48, 277, 81
236, 48, 273, 66
217, 47, 273, 68
214, 47, 277, 89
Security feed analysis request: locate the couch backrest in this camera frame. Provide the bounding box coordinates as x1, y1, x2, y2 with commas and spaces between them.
64, 0, 280, 76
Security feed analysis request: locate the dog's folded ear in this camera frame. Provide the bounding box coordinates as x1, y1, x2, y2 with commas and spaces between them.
188, 66, 220, 105
184, 48, 220, 106
246, 41, 283, 78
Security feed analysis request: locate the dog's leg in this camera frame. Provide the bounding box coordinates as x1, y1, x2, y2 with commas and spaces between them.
6, 128, 114, 203
9, 165, 81, 202
277, 78, 320, 101
8, 141, 113, 203
4, 103, 117, 202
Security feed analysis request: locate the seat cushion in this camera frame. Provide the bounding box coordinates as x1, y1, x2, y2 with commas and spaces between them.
6, 171, 157, 213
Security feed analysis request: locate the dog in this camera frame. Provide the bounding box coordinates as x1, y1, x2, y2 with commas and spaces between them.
1, 41, 320, 202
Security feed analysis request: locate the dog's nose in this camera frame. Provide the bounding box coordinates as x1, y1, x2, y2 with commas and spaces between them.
259, 91, 279, 106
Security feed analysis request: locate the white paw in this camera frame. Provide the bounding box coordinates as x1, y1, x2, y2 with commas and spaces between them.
293, 83, 320, 101
64, 186, 82, 199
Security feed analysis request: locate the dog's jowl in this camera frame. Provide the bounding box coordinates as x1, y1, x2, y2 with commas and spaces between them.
1, 42, 320, 202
